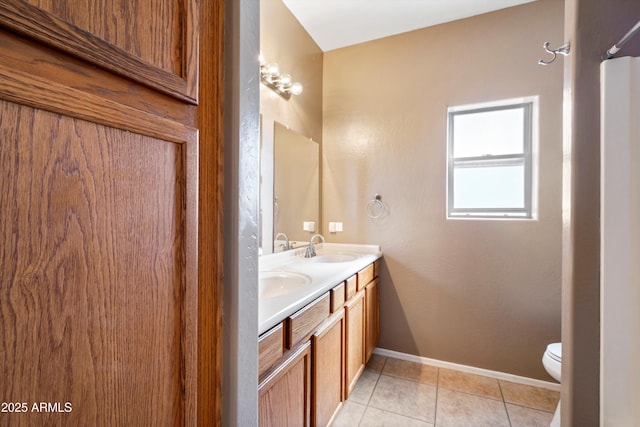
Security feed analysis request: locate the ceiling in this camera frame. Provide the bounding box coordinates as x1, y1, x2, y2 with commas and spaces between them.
281, 0, 538, 51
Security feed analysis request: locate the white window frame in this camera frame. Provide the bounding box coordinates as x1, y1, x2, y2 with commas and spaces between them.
446, 97, 538, 219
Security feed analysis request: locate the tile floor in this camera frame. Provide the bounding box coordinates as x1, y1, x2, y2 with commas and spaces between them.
331, 354, 560, 427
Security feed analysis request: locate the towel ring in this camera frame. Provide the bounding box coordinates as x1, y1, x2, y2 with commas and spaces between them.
366, 194, 387, 219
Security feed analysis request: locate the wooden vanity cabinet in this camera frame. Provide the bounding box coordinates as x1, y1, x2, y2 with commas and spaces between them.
259, 342, 311, 427
258, 260, 381, 424
344, 288, 366, 397
311, 311, 345, 427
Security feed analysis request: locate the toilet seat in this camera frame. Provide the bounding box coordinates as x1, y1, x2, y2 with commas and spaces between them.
547, 342, 562, 362
542, 342, 562, 383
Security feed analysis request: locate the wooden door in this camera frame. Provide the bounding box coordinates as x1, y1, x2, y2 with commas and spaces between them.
0, 0, 222, 425
311, 311, 344, 427
344, 289, 365, 398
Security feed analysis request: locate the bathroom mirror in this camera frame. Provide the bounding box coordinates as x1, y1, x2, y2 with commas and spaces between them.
260, 120, 320, 253
274, 122, 320, 247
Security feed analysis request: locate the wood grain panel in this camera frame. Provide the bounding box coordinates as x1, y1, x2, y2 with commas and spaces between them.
259, 322, 284, 378
0, 0, 198, 102
286, 293, 330, 349
344, 289, 365, 398
0, 100, 196, 426
311, 311, 344, 427
345, 275, 357, 301
357, 263, 375, 291
0, 52, 194, 144
259, 342, 311, 427
365, 278, 380, 362
0, 28, 193, 126
195, 0, 224, 423
330, 282, 345, 313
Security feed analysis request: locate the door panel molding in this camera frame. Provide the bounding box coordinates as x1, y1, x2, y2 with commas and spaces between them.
0, 57, 194, 143
0, 0, 199, 103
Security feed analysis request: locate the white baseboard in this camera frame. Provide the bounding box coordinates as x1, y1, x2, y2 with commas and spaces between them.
373, 347, 560, 392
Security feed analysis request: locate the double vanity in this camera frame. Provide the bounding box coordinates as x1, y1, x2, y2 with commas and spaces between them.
258, 243, 382, 426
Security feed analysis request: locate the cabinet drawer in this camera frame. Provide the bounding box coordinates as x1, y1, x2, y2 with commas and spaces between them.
330, 283, 345, 313
287, 293, 330, 349
357, 263, 375, 291
373, 259, 381, 278
345, 275, 357, 301
259, 322, 284, 378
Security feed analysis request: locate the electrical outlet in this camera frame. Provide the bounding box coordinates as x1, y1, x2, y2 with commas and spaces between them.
328, 222, 343, 233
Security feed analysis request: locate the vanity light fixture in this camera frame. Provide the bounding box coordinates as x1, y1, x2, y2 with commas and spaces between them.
259, 53, 303, 100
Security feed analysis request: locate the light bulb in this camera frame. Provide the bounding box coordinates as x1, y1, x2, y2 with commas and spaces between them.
290, 82, 303, 95
279, 74, 292, 87
267, 63, 279, 77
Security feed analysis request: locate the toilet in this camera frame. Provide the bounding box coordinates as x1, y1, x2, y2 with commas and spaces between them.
542, 342, 562, 427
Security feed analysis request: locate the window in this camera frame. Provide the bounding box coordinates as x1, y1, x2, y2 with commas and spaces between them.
447, 98, 537, 219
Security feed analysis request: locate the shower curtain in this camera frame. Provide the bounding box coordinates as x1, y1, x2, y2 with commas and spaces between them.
600, 56, 640, 426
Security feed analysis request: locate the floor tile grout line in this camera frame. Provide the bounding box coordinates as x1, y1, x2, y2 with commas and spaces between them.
437, 385, 507, 403
366, 356, 438, 425
366, 355, 388, 406
434, 367, 440, 426
498, 379, 513, 427
364, 368, 383, 406
357, 356, 387, 427
366, 404, 436, 425
503, 401, 556, 414
378, 371, 438, 387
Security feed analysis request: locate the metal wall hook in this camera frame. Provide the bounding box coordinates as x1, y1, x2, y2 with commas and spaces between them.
538, 41, 571, 65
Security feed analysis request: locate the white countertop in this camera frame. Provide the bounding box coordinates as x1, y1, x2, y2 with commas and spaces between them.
258, 243, 382, 335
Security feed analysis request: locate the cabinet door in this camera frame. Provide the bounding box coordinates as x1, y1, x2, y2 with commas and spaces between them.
365, 277, 380, 362
344, 289, 366, 398
311, 311, 344, 427
259, 342, 311, 427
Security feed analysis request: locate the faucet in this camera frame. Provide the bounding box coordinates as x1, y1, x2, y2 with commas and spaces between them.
274, 232, 290, 251
304, 233, 325, 258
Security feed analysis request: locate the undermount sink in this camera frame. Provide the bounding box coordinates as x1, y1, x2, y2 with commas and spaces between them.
260, 271, 311, 298
309, 253, 359, 263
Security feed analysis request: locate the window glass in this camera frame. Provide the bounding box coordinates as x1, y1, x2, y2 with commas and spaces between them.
447, 98, 536, 219
453, 164, 525, 209
452, 108, 524, 158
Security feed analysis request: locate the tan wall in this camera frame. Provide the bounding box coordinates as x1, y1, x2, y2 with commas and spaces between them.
260, 0, 323, 251
260, 0, 323, 141
562, 0, 640, 424
323, 0, 564, 380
